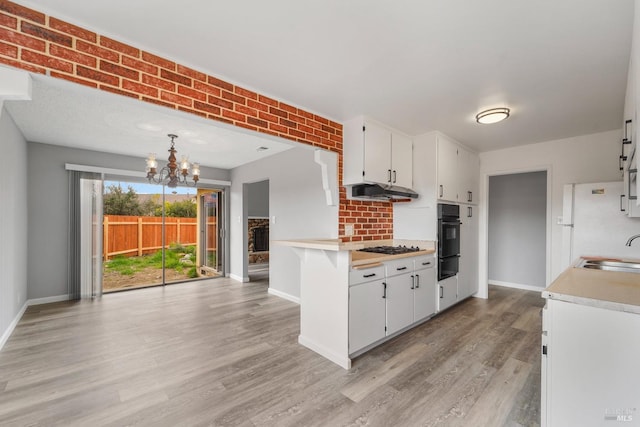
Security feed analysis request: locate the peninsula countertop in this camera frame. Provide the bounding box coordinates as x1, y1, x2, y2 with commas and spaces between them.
542, 260, 640, 314
275, 238, 436, 267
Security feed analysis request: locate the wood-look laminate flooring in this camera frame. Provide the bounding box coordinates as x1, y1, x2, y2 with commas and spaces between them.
0, 278, 544, 427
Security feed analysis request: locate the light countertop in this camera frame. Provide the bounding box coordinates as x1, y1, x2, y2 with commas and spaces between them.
543, 260, 640, 314
275, 238, 436, 267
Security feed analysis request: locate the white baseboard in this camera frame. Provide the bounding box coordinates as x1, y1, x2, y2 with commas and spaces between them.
229, 273, 250, 283
28, 294, 71, 306
268, 288, 300, 304
298, 335, 351, 370
0, 301, 28, 351
488, 280, 545, 293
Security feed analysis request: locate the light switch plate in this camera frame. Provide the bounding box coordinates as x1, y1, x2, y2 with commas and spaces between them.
345, 224, 354, 236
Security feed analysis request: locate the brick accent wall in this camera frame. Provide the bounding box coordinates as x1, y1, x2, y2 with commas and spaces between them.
0, 0, 393, 241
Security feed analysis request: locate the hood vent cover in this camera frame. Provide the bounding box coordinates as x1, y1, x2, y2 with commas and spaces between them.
350, 183, 419, 200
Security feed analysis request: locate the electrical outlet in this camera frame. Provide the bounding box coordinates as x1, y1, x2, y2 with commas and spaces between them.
345, 224, 354, 236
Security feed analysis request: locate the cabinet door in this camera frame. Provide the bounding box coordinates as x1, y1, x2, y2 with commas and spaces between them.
363, 120, 392, 185
437, 276, 458, 312
437, 135, 459, 202
413, 259, 436, 322
391, 132, 413, 189
458, 148, 480, 204
458, 205, 479, 300
386, 273, 415, 335
349, 279, 387, 353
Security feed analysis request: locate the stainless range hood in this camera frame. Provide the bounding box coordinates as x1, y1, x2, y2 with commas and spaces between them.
350, 183, 419, 200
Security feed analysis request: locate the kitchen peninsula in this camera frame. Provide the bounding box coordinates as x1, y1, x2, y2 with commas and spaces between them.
277, 239, 436, 369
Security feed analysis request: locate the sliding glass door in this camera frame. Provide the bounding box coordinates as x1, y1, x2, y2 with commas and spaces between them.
199, 190, 223, 276
101, 180, 224, 292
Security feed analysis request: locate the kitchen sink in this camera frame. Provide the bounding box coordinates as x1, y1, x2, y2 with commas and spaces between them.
577, 258, 640, 274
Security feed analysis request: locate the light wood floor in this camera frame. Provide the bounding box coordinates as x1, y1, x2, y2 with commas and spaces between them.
0, 277, 544, 427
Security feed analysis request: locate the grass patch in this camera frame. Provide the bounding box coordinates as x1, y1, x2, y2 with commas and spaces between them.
105, 244, 197, 276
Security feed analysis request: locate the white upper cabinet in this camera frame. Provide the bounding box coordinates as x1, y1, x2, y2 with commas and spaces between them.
436, 133, 479, 204
437, 134, 459, 202
391, 132, 413, 188
343, 116, 413, 188
362, 120, 392, 185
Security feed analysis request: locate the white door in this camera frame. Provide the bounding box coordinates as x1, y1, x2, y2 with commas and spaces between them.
349, 280, 387, 353
363, 120, 392, 184
386, 273, 415, 335
413, 257, 436, 321
391, 132, 413, 188
437, 135, 458, 202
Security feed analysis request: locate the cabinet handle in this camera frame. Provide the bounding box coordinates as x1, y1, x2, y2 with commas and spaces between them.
415, 274, 420, 288
363, 273, 376, 278
468, 206, 473, 218
467, 191, 472, 202
422, 261, 431, 266
439, 185, 443, 198
396, 266, 408, 271
439, 286, 443, 299
621, 194, 626, 212
410, 275, 415, 289
393, 170, 397, 183
388, 169, 392, 183
620, 155, 626, 171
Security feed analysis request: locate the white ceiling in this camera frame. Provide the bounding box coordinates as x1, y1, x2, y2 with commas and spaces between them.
6, 0, 636, 158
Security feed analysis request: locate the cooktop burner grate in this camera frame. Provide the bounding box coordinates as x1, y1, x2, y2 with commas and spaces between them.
358, 245, 421, 255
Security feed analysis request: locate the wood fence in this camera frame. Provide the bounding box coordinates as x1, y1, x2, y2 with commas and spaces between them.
103, 215, 199, 260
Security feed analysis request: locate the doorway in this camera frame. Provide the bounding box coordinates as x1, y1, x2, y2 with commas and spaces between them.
487, 171, 548, 290
246, 180, 269, 281
100, 179, 224, 292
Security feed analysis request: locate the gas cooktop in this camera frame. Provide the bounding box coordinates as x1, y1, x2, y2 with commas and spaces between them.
358, 245, 421, 255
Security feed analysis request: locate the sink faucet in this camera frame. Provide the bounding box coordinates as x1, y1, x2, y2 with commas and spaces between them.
627, 234, 640, 246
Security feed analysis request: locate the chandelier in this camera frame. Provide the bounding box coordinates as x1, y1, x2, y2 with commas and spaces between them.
145, 134, 200, 188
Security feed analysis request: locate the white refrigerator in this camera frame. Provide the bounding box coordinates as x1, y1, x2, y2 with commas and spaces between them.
561, 181, 640, 269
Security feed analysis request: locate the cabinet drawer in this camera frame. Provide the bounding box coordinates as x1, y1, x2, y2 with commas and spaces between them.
385, 258, 414, 277
414, 256, 435, 270
349, 265, 385, 286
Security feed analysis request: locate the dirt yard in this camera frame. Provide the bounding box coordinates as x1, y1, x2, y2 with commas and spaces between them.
102, 267, 192, 292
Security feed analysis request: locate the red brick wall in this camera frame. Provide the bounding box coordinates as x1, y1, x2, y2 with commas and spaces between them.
0, 0, 393, 241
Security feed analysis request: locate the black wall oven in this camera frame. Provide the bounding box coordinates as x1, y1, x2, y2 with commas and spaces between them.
437, 203, 460, 281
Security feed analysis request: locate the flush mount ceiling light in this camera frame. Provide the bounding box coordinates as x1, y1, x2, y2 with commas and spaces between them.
145, 134, 200, 188
475, 107, 510, 124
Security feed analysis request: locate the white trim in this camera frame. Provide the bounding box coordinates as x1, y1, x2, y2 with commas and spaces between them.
28, 294, 71, 306
229, 273, 250, 283
489, 280, 546, 293
298, 335, 351, 370
65, 163, 231, 186
268, 288, 300, 304
0, 301, 28, 351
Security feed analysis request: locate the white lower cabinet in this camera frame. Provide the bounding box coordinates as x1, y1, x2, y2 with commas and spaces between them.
385, 258, 415, 335
542, 298, 640, 426
458, 204, 479, 300
413, 256, 436, 321
348, 278, 386, 353
349, 254, 436, 355
438, 276, 458, 312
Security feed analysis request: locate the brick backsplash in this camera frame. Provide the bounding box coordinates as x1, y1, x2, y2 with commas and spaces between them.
0, 0, 393, 241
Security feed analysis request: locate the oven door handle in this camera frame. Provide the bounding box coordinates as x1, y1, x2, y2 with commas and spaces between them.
441, 220, 461, 226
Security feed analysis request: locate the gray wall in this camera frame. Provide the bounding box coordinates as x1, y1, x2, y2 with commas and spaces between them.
247, 180, 269, 218
488, 171, 547, 288
27, 142, 230, 300
230, 147, 338, 299
0, 107, 28, 346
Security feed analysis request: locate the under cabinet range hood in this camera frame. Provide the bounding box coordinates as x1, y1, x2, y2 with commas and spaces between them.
350, 183, 419, 200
